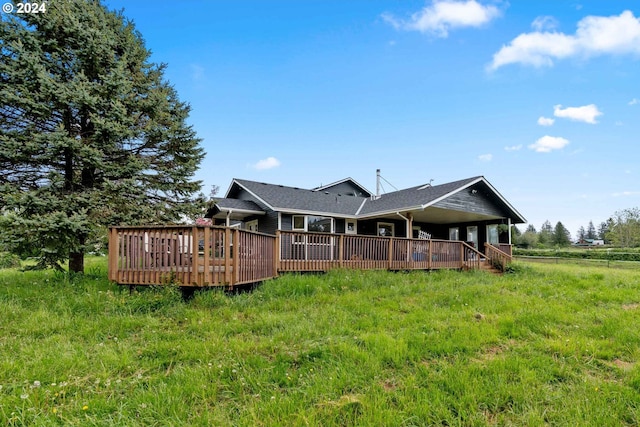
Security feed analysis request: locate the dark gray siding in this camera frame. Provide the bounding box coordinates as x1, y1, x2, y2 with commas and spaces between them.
432, 184, 506, 218
317, 182, 368, 197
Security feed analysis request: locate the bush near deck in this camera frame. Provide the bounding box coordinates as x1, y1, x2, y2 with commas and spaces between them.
0, 258, 639, 426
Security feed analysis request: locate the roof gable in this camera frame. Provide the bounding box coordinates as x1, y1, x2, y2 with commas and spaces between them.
312, 177, 372, 198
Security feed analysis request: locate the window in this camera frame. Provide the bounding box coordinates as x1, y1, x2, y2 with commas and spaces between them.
487, 224, 499, 245
292, 215, 333, 233
246, 220, 258, 232
377, 222, 394, 237
449, 227, 459, 241
308, 216, 332, 233
466, 226, 478, 247
412, 225, 421, 239
293, 215, 305, 231
346, 220, 357, 235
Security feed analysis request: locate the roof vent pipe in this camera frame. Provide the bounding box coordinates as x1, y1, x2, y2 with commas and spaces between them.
376, 168, 381, 199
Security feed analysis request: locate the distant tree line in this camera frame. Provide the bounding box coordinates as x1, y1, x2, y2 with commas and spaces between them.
514, 207, 640, 249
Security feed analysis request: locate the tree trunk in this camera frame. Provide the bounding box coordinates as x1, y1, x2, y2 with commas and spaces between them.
69, 251, 84, 273
69, 234, 86, 274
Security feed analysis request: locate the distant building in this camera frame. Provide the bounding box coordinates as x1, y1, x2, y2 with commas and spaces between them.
574, 238, 605, 246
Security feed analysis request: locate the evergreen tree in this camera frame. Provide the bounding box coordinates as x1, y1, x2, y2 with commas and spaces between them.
553, 222, 572, 246
525, 224, 537, 233
577, 226, 586, 241
586, 220, 597, 239
0, 1, 205, 272
599, 220, 612, 242
538, 221, 553, 246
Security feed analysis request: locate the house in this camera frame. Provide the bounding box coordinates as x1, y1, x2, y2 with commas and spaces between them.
574, 238, 605, 246
206, 174, 526, 252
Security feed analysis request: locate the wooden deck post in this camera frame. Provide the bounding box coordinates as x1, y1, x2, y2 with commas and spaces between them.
108, 227, 118, 281
224, 227, 232, 285
428, 239, 432, 270
203, 226, 211, 286
460, 243, 464, 269
338, 234, 344, 268
388, 237, 393, 270
233, 228, 240, 285
274, 231, 281, 274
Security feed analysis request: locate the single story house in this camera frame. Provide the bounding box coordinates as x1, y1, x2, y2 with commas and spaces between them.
206, 175, 526, 251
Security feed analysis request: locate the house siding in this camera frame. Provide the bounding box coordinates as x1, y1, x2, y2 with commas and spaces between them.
317, 182, 368, 197
432, 185, 506, 218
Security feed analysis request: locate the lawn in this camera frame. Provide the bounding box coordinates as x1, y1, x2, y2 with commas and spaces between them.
1, 258, 639, 426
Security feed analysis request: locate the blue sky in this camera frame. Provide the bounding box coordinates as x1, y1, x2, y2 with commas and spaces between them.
104, 0, 640, 237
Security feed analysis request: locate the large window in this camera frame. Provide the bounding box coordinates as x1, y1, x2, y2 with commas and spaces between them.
449, 227, 459, 241
292, 215, 333, 233
308, 216, 333, 233
487, 224, 499, 244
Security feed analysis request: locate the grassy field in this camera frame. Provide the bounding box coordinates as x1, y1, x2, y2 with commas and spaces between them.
1, 258, 639, 426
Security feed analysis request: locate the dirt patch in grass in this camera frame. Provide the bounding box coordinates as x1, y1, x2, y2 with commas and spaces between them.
622, 303, 639, 310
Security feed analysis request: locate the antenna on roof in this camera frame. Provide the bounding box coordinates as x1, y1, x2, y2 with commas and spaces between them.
375, 169, 398, 198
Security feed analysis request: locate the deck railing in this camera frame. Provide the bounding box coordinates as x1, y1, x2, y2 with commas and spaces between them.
108, 226, 507, 287
108, 226, 277, 287
485, 243, 513, 272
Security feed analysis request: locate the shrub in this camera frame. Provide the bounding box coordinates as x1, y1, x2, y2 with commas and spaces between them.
0, 252, 21, 269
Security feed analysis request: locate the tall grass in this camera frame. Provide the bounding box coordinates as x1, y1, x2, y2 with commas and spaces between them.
0, 259, 639, 426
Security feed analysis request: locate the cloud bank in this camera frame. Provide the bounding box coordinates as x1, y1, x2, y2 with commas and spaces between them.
489, 10, 640, 70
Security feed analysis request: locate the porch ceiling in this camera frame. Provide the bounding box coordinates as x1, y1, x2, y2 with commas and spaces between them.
376, 206, 504, 224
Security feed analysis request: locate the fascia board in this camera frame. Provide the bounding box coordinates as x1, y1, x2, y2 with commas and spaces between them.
216, 207, 265, 216
356, 205, 424, 219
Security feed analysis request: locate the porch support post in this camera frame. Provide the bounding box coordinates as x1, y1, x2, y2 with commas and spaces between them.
507, 218, 512, 245
226, 210, 231, 227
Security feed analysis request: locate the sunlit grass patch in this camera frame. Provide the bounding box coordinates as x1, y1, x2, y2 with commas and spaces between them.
0, 258, 639, 425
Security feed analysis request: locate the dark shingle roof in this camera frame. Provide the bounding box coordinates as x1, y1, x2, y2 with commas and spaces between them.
228, 176, 489, 218
358, 176, 481, 216
233, 179, 365, 216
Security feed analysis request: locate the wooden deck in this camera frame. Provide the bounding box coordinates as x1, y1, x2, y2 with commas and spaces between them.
108, 226, 512, 288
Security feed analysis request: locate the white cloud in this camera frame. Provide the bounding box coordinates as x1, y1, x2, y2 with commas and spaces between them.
531, 16, 558, 32
553, 104, 602, 124
537, 116, 555, 126
613, 191, 640, 197
382, 0, 502, 37
489, 10, 640, 70
504, 145, 522, 151
629, 98, 639, 105
478, 153, 493, 162
252, 157, 281, 170
528, 135, 570, 153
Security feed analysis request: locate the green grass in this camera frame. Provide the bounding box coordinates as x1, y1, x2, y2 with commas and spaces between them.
1, 259, 639, 426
